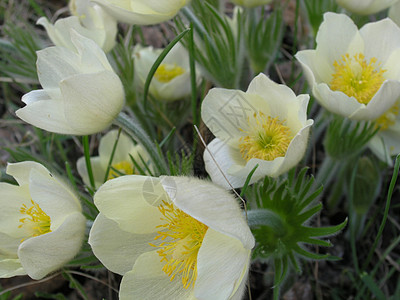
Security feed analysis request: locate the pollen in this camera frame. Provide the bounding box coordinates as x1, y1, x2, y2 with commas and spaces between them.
154, 64, 185, 83
107, 160, 134, 180
375, 102, 399, 130
150, 200, 208, 289
330, 53, 386, 105
19, 200, 51, 240
239, 112, 292, 161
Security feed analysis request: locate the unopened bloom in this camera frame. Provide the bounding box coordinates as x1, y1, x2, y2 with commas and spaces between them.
369, 100, 400, 164
89, 176, 254, 299
295, 13, 400, 120
77, 129, 152, 188
336, 0, 398, 15
37, 0, 117, 52
92, 0, 189, 25
134, 43, 199, 102
16, 31, 124, 135
0, 161, 85, 279
201, 73, 313, 189
230, 0, 272, 7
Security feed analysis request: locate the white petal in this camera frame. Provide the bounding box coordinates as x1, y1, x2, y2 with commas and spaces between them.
384, 49, 400, 80
98, 130, 135, 169
195, 228, 251, 300
161, 176, 255, 249
6, 161, 50, 186
89, 213, 157, 275
0, 183, 30, 238
203, 138, 247, 189
316, 13, 363, 65
29, 168, 81, 230
389, 2, 400, 27
76, 156, 106, 189
350, 80, 400, 120
21, 89, 53, 105
60, 70, 124, 135
0, 259, 26, 278
119, 251, 196, 300
360, 18, 400, 64
18, 212, 86, 280
94, 175, 167, 234
16, 97, 77, 134
0, 232, 21, 257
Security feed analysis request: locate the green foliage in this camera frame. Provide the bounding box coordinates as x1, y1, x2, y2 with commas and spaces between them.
176, 0, 244, 88
244, 7, 284, 74
323, 115, 378, 159
302, 0, 338, 38
246, 168, 347, 298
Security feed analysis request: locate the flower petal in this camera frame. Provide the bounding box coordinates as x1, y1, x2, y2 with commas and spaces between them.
119, 251, 195, 300
195, 228, 251, 300
160, 176, 255, 249
0, 259, 26, 278
6, 161, 50, 186
29, 168, 81, 229
18, 211, 86, 280
76, 156, 106, 188
98, 130, 135, 169
94, 175, 167, 234
89, 213, 157, 275
60, 70, 124, 135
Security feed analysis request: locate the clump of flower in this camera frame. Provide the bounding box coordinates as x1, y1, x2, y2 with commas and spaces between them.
134, 43, 200, 102
0, 161, 86, 279
37, 0, 117, 52
16, 31, 124, 135
201, 73, 313, 189
92, 0, 190, 25
77, 129, 152, 188
89, 175, 254, 299
295, 12, 400, 120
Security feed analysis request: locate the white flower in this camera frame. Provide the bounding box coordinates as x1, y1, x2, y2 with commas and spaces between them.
389, 1, 400, 27
16, 31, 125, 135
0, 161, 86, 279
201, 73, 313, 189
369, 100, 400, 165
92, 0, 189, 25
336, 0, 398, 15
77, 129, 152, 188
134, 43, 199, 102
37, 0, 117, 52
295, 13, 400, 121
89, 175, 254, 300
230, 0, 272, 8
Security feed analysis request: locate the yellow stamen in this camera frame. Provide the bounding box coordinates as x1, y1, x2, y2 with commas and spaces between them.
107, 160, 134, 180
150, 200, 208, 289
19, 200, 51, 240
375, 103, 399, 130
330, 53, 386, 104
154, 64, 185, 83
239, 112, 292, 161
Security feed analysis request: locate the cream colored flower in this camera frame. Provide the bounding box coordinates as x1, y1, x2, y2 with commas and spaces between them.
16, 31, 124, 135
201, 73, 313, 189
77, 129, 152, 188
92, 0, 189, 25
295, 13, 400, 121
134, 43, 199, 102
37, 0, 117, 52
230, 0, 272, 8
389, 1, 400, 26
336, 0, 398, 15
0, 161, 86, 279
89, 175, 254, 300
369, 100, 400, 164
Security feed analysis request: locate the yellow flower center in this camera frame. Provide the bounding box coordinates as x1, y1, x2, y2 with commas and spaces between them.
239, 112, 292, 161
154, 64, 185, 83
107, 160, 134, 180
19, 200, 51, 240
330, 53, 386, 104
375, 103, 399, 130
150, 200, 208, 289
